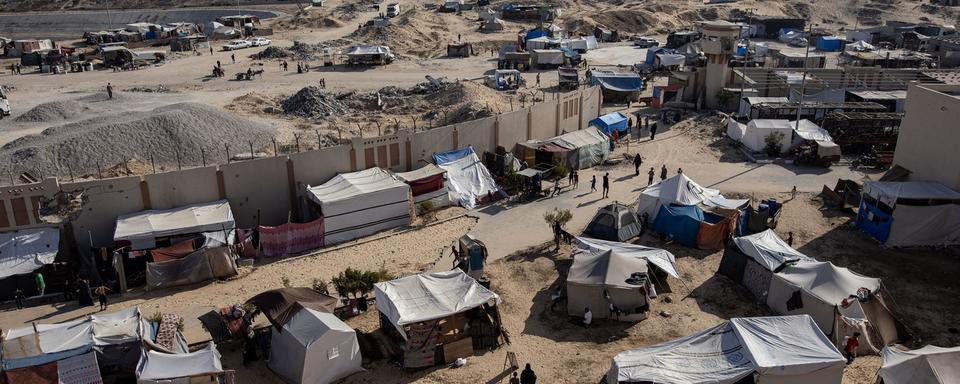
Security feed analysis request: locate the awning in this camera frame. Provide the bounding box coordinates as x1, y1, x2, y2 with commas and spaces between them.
113, 200, 235, 246
246, 288, 338, 330
0, 227, 59, 279
590, 71, 642, 92
136, 342, 223, 381
394, 164, 446, 183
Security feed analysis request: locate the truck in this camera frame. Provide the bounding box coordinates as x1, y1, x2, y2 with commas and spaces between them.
386, 3, 400, 17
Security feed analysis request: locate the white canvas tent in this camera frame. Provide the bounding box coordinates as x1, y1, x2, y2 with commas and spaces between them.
433, 147, 500, 209
878, 345, 960, 384
136, 342, 223, 382
306, 167, 412, 245
858, 181, 960, 247
739, 119, 795, 153
113, 200, 235, 250
394, 163, 450, 207
268, 308, 362, 384
0, 227, 59, 279
608, 315, 845, 384
374, 269, 500, 338
732, 229, 814, 272
636, 174, 748, 220
568, 238, 679, 320
521, 127, 610, 169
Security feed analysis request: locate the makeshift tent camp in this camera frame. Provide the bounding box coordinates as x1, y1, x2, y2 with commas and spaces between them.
856, 181, 960, 247
718, 230, 904, 354
638, 174, 745, 250
583, 203, 641, 242
306, 167, 412, 245
144, 246, 238, 291
568, 237, 679, 320
878, 345, 960, 384
636, 174, 747, 220
589, 70, 642, 102
518, 127, 609, 169
589, 112, 629, 136
136, 342, 224, 383
433, 147, 501, 209
114, 200, 235, 250
246, 287, 338, 329
738, 119, 795, 153
0, 227, 60, 298
266, 308, 362, 384
816, 35, 844, 51
848, 40, 876, 52
395, 163, 450, 207
607, 315, 846, 384
374, 270, 502, 368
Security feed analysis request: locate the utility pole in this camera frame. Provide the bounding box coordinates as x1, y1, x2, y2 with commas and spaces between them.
795, 20, 814, 130
738, 9, 753, 117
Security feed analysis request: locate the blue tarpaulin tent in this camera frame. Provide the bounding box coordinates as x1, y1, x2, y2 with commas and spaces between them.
815, 36, 843, 52
589, 71, 643, 93
432, 147, 474, 164
589, 112, 629, 135
526, 29, 548, 40
645, 47, 666, 64
652, 204, 703, 247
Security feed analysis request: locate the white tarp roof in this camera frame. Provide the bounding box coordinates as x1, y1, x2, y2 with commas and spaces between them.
346, 44, 391, 55
306, 167, 409, 205
848, 40, 875, 52
879, 345, 960, 384
269, 308, 362, 384
0, 227, 60, 279
113, 200, 235, 243
609, 315, 844, 383
306, 167, 411, 245
395, 164, 446, 183
136, 342, 223, 381
792, 119, 834, 142
636, 174, 748, 219
742, 119, 795, 153
374, 270, 500, 338
733, 229, 814, 271
777, 261, 881, 305
575, 237, 680, 279
435, 147, 499, 209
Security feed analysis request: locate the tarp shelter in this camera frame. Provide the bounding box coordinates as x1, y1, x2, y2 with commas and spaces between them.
246, 287, 338, 329
878, 345, 960, 384
525, 36, 559, 50
518, 127, 609, 169
856, 181, 960, 247
480, 18, 505, 32
395, 163, 449, 207
145, 246, 238, 291
113, 200, 235, 251
589, 70, 642, 102
651, 204, 740, 250
267, 308, 362, 384
718, 229, 814, 302
791, 119, 834, 146
655, 53, 685, 67
531, 49, 564, 66
306, 167, 412, 245
848, 40, 875, 52
636, 173, 748, 221
816, 35, 844, 51
136, 342, 223, 382
607, 315, 845, 384
0, 227, 59, 280
738, 119, 795, 153
433, 147, 501, 209
589, 112, 629, 136
583, 203, 641, 242
576, 237, 680, 279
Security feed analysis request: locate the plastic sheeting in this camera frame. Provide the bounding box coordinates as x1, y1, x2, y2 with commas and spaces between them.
860, 181, 960, 247
306, 168, 412, 245
608, 315, 844, 384
434, 147, 500, 209
374, 270, 500, 338
636, 174, 744, 220
878, 345, 960, 384
245, 288, 337, 329
589, 112, 629, 136
656, 53, 685, 66
524, 127, 609, 169
767, 261, 881, 332
567, 249, 649, 319
136, 342, 223, 381
257, 218, 325, 258
652, 205, 703, 247
732, 229, 814, 272
268, 308, 362, 384
574, 237, 679, 279
145, 247, 237, 291
113, 200, 235, 248
0, 227, 59, 279
590, 71, 643, 93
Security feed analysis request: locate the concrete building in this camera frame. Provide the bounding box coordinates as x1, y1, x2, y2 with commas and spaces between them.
700, 21, 741, 109
893, 82, 960, 190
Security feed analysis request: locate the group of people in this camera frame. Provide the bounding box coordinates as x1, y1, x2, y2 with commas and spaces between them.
508, 363, 538, 384
587, 173, 610, 198
12, 272, 111, 311
8, 63, 24, 75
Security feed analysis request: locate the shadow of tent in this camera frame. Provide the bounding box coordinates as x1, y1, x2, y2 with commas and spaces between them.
686, 275, 775, 321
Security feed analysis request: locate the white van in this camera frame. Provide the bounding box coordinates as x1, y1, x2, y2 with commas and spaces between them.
386, 3, 400, 17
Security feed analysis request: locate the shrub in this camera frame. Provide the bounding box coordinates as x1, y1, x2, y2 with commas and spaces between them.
281, 275, 291, 288
543, 207, 573, 228
312, 278, 329, 295
331, 266, 394, 298
764, 131, 785, 157
552, 164, 570, 180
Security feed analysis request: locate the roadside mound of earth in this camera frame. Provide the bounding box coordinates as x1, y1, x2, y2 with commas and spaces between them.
348, 9, 463, 58
15, 100, 89, 123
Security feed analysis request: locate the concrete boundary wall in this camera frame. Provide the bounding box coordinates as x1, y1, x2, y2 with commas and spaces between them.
0, 87, 602, 253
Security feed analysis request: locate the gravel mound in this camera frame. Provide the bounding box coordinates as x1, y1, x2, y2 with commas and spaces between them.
281, 86, 350, 119
0, 102, 276, 177
15, 100, 89, 122
259, 46, 290, 58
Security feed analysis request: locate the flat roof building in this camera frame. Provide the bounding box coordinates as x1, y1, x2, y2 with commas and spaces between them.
892, 82, 960, 190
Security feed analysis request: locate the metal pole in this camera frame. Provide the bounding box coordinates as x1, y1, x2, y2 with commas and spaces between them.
315, 130, 322, 149
96, 161, 102, 179
225, 143, 231, 163
357, 123, 363, 138
738, 10, 752, 117
249, 141, 255, 159
795, 21, 813, 131
175, 149, 182, 170
272, 138, 278, 155
67, 162, 75, 181
150, 153, 156, 173
295, 134, 300, 152
201, 148, 206, 167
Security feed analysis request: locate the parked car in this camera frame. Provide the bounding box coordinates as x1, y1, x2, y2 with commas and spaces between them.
386, 3, 400, 17
222, 40, 251, 51
632, 36, 660, 48
248, 37, 272, 47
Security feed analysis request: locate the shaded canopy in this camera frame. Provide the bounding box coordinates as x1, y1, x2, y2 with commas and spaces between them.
246, 288, 338, 330
113, 200, 235, 246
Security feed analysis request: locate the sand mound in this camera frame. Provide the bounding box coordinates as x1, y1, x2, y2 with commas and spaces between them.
0, 103, 275, 177
259, 46, 290, 59
348, 9, 459, 58
15, 100, 89, 123
587, 10, 660, 34
281, 86, 350, 119
274, 12, 344, 30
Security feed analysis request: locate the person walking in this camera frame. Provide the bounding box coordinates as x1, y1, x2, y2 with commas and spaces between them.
509, 372, 520, 384
209, 46, 214, 55
34, 271, 46, 296
677, 167, 683, 175
786, 232, 794, 247
217, 60, 222, 69
77, 278, 93, 307
567, 170, 574, 186
573, 171, 579, 188
648, 167, 655, 186
602, 173, 610, 198
231, 53, 236, 64
520, 363, 537, 384
650, 122, 658, 140
843, 332, 861, 365
14, 288, 25, 309
536, 73, 540, 87
95, 285, 110, 311
590, 175, 597, 192
552, 178, 561, 197
633, 153, 642, 176
106, 83, 113, 99
553, 220, 562, 250
660, 165, 667, 181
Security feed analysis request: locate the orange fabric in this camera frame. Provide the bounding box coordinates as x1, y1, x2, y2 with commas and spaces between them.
3, 361, 58, 384
696, 212, 739, 251
150, 238, 196, 262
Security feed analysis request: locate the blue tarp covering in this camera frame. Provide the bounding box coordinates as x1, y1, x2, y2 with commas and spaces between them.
652, 204, 703, 247
433, 147, 474, 165
590, 71, 643, 93
645, 48, 665, 64
855, 200, 893, 243
526, 29, 548, 40
589, 112, 629, 135
816, 36, 843, 51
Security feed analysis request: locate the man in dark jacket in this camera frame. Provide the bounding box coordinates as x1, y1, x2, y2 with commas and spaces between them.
520, 363, 537, 384
633, 153, 642, 175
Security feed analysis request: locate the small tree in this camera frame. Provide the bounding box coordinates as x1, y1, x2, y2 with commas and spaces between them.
281, 275, 292, 288
331, 267, 394, 299
763, 131, 786, 157
312, 278, 329, 295
544, 207, 573, 229
552, 164, 570, 180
